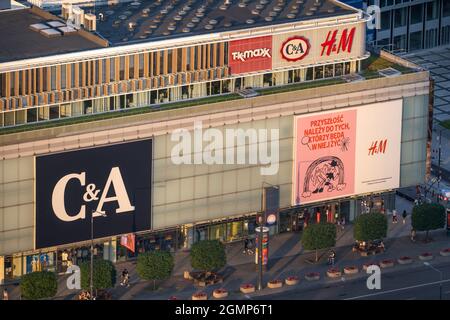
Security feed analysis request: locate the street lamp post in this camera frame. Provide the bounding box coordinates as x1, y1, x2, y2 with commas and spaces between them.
423, 262, 443, 300
257, 182, 279, 291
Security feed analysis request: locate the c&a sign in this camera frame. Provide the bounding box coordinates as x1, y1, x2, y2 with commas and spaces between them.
35, 139, 152, 249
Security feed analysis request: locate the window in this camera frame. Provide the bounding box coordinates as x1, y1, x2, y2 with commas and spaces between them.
381, 11, 391, 31
314, 66, 324, 80
394, 8, 407, 27
410, 4, 423, 24
306, 67, 313, 81
394, 35, 407, 51
177, 48, 183, 71
334, 63, 343, 76
425, 28, 438, 48
426, 0, 438, 21
409, 31, 423, 51
325, 64, 334, 78
168, 50, 173, 74
61, 65, 66, 89
444, 0, 450, 17
442, 26, 450, 46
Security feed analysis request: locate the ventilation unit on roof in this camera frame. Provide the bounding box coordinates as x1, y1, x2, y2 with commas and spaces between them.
84, 13, 96, 31
378, 67, 402, 78
62, 2, 72, 20
72, 6, 85, 29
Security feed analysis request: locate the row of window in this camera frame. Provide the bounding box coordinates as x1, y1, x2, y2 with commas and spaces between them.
376, 25, 450, 51
0, 63, 353, 128
0, 43, 228, 98
380, 1, 449, 31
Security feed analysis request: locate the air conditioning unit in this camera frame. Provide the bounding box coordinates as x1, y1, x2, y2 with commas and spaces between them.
84, 13, 96, 31
72, 6, 84, 28
62, 2, 72, 20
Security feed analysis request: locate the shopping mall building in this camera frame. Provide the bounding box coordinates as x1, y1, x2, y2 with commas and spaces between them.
0, 0, 432, 284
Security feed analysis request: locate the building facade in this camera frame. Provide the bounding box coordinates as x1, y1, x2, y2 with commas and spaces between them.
0, 0, 431, 284
341, 0, 450, 52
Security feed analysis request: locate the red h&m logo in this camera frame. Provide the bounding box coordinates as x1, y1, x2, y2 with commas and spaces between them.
229, 36, 272, 75
320, 27, 356, 57
368, 139, 387, 156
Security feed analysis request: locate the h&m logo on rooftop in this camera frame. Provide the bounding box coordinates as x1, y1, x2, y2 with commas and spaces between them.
321, 27, 356, 56
231, 48, 271, 62
51, 167, 135, 222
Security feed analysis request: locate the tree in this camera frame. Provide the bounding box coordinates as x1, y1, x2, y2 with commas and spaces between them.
136, 251, 174, 290
353, 212, 387, 242
79, 259, 116, 291
20, 271, 58, 300
190, 240, 226, 274
412, 203, 445, 241
301, 222, 336, 262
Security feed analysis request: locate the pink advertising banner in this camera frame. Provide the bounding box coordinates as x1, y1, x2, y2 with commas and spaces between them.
294, 109, 357, 205
293, 100, 403, 206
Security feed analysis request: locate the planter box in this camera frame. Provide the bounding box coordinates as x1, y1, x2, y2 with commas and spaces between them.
343, 266, 359, 275
419, 254, 433, 261
327, 269, 342, 278
397, 257, 413, 265
240, 285, 255, 294
305, 273, 320, 281
380, 260, 394, 268
285, 277, 299, 286
440, 249, 450, 257
362, 263, 378, 271
267, 280, 283, 289
192, 292, 208, 300
213, 289, 228, 299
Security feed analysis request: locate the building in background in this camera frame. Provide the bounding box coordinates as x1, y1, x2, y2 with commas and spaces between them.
0, 0, 431, 284
340, 0, 450, 53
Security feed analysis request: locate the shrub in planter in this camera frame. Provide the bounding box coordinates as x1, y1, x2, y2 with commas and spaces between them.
285, 276, 299, 286
137, 251, 174, 289
240, 283, 255, 294
379, 259, 394, 268
440, 248, 450, 257
192, 291, 208, 300
267, 279, 283, 289
419, 252, 433, 261
213, 288, 228, 299
301, 223, 336, 262
397, 256, 413, 265
343, 266, 359, 275
412, 203, 446, 241
20, 271, 57, 300
190, 240, 226, 273
326, 268, 342, 278
353, 212, 387, 242
80, 259, 116, 291
305, 272, 320, 281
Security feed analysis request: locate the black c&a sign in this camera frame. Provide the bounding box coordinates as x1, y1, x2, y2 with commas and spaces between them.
35, 139, 152, 249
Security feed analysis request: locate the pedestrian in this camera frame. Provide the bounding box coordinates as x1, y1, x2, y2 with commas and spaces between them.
328, 250, 336, 266
402, 210, 407, 224
121, 269, 130, 287
341, 217, 345, 231
392, 209, 397, 223
243, 238, 249, 254
3, 288, 9, 301
410, 229, 416, 242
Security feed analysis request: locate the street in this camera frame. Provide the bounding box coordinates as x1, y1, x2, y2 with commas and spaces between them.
257, 261, 450, 300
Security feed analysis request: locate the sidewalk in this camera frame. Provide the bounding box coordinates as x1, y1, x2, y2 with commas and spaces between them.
4, 196, 447, 300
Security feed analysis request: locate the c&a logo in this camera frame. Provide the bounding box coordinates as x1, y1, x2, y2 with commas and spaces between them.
52, 167, 135, 222
280, 36, 310, 62
35, 139, 152, 249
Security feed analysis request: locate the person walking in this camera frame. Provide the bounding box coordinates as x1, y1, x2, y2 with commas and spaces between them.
410, 229, 416, 242
3, 288, 9, 301
243, 238, 249, 254
392, 209, 398, 223
121, 269, 130, 287
402, 210, 407, 224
